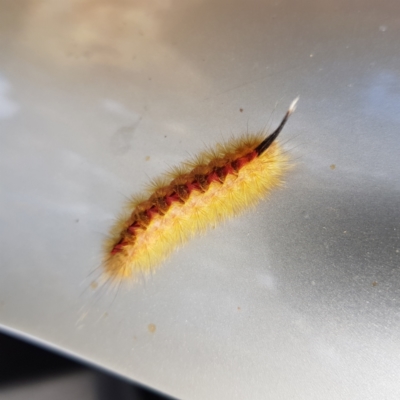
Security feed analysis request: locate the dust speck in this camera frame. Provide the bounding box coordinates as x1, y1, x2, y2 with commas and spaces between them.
330, 164, 336, 170
148, 323, 156, 333
237, 307, 241, 311
239, 108, 243, 112
91, 281, 98, 289
145, 156, 150, 161
372, 281, 378, 287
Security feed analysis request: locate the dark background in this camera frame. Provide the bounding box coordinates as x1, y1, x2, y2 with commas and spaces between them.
0, 331, 174, 400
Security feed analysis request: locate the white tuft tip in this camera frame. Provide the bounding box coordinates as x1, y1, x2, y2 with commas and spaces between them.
288, 96, 299, 114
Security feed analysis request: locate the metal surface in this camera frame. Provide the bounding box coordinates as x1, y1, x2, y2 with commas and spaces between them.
1, 0, 400, 398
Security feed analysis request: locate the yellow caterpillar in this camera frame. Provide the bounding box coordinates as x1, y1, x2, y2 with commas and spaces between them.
104, 98, 298, 280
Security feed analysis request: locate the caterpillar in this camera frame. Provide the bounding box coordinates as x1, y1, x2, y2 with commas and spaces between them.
104, 98, 298, 281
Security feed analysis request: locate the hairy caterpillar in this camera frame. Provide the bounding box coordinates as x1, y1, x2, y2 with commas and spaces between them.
104, 98, 298, 280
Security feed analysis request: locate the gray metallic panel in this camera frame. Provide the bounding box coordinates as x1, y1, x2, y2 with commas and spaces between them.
1, 0, 400, 398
